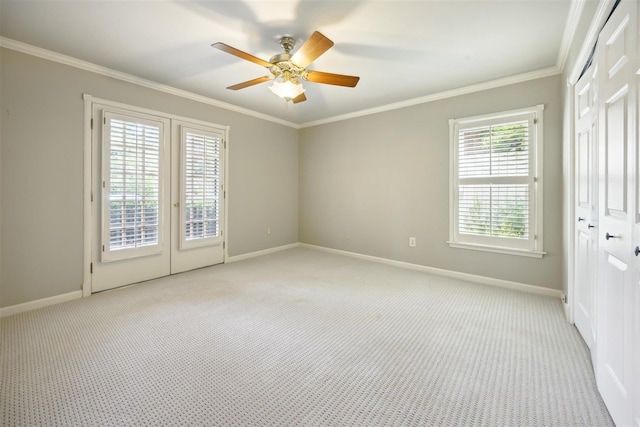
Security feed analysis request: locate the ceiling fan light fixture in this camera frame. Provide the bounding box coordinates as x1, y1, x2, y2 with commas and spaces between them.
213, 31, 359, 104
269, 77, 305, 102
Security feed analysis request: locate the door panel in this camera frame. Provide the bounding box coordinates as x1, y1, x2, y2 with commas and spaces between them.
577, 130, 590, 206
574, 65, 598, 355
596, 2, 637, 425
91, 105, 171, 292
633, 5, 640, 425
170, 121, 226, 274
575, 230, 595, 347
602, 252, 628, 386
635, 271, 640, 427
605, 90, 628, 215
600, 250, 633, 423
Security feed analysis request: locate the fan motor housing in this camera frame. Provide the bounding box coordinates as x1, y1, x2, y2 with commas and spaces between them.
269, 53, 306, 81
269, 53, 292, 64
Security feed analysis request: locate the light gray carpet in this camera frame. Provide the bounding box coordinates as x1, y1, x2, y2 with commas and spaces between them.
1, 248, 613, 426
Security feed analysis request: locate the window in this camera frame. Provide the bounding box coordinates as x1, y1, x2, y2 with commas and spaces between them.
180, 125, 223, 250
449, 105, 544, 258
101, 110, 168, 262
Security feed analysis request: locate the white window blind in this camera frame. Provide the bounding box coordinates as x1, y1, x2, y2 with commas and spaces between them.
458, 120, 530, 178
102, 111, 166, 261
458, 120, 529, 239
180, 126, 223, 249
449, 106, 544, 257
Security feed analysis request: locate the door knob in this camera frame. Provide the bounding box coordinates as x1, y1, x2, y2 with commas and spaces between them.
173, 202, 180, 208
605, 232, 618, 240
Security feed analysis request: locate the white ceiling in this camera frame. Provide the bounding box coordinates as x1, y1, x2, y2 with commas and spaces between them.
0, 0, 575, 126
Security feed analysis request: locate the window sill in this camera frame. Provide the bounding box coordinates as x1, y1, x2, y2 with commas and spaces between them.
447, 242, 546, 258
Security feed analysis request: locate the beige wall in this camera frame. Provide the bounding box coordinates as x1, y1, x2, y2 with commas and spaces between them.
300, 75, 563, 290
0, 48, 299, 307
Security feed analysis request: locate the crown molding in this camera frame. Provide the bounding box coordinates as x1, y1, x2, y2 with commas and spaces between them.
299, 66, 561, 128
0, 37, 300, 129
568, 0, 616, 85
556, 0, 586, 71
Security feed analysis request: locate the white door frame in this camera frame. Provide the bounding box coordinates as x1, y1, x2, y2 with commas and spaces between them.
81, 94, 229, 296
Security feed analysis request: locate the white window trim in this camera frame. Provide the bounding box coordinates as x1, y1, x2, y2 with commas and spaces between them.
448, 104, 546, 258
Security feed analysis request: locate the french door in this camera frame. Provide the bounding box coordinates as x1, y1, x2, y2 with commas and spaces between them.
170, 120, 225, 274
90, 102, 226, 292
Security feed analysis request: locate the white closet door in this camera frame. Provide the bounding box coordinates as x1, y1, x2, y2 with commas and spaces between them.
632, 2, 640, 425
596, 1, 637, 425
574, 65, 598, 357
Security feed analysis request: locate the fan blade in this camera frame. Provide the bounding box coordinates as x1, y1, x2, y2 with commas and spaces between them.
290, 31, 334, 68
227, 76, 271, 90
304, 71, 360, 87
211, 42, 272, 68
292, 93, 307, 104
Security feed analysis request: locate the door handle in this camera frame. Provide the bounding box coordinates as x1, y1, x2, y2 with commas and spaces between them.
173, 202, 180, 208
578, 217, 585, 222
588, 224, 595, 229
635, 246, 640, 257
605, 232, 618, 240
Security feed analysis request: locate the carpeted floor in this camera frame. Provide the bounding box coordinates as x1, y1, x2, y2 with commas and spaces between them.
1, 248, 613, 426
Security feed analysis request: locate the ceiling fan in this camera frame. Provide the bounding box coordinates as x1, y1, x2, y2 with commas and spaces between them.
211, 31, 360, 104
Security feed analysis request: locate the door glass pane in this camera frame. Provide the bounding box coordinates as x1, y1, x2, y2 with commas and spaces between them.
108, 117, 160, 251
183, 130, 221, 243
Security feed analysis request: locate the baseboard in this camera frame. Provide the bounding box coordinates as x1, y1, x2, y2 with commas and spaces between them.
226, 243, 299, 263
299, 243, 563, 299
0, 290, 83, 318
562, 294, 573, 324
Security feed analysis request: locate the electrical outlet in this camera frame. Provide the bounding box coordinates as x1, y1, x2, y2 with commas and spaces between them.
409, 237, 416, 247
